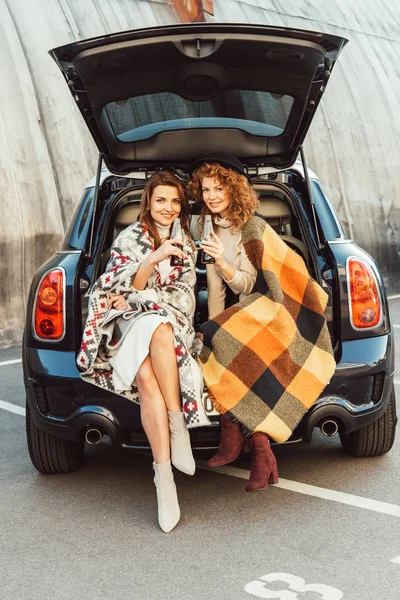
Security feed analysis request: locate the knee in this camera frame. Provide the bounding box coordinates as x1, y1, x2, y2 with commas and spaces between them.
150, 323, 174, 349
136, 356, 154, 388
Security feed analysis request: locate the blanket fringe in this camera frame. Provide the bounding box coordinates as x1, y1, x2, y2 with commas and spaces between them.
224, 411, 253, 438
210, 395, 253, 437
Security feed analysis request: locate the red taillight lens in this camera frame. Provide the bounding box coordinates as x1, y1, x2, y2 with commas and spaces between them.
34, 269, 64, 340
40, 286, 58, 307
348, 258, 381, 329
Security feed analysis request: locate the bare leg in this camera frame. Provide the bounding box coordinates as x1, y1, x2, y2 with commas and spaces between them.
136, 351, 181, 532
136, 355, 170, 464
149, 323, 182, 412
150, 323, 195, 475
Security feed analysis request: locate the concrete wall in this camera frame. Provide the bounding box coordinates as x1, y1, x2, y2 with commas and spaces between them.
213, 0, 400, 286
0, 0, 178, 347
1, 0, 400, 347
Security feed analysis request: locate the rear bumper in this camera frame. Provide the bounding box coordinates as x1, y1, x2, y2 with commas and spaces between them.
25, 384, 220, 449
25, 390, 125, 443
23, 332, 394, 446
303, 371, 394, 441
23, 345, 219, 448
301, 332, 395, 441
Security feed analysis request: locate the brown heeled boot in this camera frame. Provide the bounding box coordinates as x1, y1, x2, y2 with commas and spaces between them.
206, 414, 245, 468
245, 432, 279, 492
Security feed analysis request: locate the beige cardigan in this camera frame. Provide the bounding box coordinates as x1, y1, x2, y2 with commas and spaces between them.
206, 219, 257, 319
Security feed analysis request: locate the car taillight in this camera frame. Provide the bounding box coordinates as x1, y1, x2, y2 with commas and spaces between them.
347, 258, 382, 329
33, 268, 65, 340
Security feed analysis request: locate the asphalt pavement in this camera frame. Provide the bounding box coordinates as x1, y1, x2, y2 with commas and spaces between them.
1, 299, 400, 600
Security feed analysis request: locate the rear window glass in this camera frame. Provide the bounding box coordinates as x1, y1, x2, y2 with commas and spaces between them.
105, 91, 294, 142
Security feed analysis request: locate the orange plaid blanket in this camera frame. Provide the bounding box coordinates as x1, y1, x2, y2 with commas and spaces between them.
198, 216, 336, 443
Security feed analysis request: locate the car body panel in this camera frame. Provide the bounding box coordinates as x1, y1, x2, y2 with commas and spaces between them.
23, 24, 394, 458
83, 160, 321, 188
325, 241, 390, 341
23, 330, 394, 446
24, 252, 83, 351
49, 23, 347, 174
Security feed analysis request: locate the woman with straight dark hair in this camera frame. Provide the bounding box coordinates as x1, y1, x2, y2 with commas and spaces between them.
78, 171, 209, 532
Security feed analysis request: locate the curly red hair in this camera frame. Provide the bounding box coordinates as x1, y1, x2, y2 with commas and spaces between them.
188, 162, 259, 232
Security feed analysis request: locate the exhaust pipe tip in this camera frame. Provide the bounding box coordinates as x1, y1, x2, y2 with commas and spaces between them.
85, 428, 103, 445
320, 419, 339, 437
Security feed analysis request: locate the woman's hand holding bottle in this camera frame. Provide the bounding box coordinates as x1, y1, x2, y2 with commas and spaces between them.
132, 238, 185, 291
146, 239, 185, 266
200, 232, 226, 268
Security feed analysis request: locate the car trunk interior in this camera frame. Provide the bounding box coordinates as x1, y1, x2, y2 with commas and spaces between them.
79, 172, 332, 338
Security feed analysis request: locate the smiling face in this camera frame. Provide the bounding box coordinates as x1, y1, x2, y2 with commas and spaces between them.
149, 184, 182, 226
201, 176, 230, 218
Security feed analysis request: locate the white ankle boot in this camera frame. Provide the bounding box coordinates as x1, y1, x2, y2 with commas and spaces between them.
168, 411, 196, 476
153, 460, 180, 533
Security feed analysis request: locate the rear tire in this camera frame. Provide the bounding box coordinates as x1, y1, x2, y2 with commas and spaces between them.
340, 388, 397, 457
26, 401, 85, 474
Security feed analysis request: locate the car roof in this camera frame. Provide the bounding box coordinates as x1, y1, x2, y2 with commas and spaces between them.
84, 159, 319, 189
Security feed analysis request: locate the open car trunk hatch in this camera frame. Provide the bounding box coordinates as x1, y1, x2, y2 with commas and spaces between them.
50, 23, 347, 174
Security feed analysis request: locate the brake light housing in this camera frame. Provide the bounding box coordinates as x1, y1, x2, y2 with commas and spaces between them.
346, 257, 382, 330
33, 268, 66, 341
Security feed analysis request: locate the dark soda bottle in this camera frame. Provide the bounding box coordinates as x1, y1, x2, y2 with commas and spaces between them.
201, 215, 216, 264
170, 217, 184, 267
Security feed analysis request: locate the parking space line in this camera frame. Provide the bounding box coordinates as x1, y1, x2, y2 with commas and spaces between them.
0, 358, 22, 367
391, 556, 400, 564
388, 294, 400, 300
0, 400, 25, 416
2, 400, 399, 517
394, 380, 400, 385
393, 325, 400, 328
198, 463, 400, 517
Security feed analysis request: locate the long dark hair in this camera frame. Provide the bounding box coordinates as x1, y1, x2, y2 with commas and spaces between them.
138, 171, 191, 249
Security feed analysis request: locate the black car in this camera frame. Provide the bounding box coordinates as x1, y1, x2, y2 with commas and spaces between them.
23, 23, 397, 474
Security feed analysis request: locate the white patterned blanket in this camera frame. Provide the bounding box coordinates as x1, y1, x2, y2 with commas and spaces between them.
77, 221, 210, 428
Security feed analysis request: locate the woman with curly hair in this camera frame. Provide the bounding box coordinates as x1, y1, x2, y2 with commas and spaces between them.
190, 154, 260, 320
189, 153, 335, 493
188, 153, 279, 491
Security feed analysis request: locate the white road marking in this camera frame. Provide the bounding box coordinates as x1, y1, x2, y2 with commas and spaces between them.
394, 380, 400, 385
388, 294, 400, 300
0, 400, 25, 416
393, 324, 400, 328
1, 401, 399, 517
390, 556, 400, 564
198, 463, 400, 517
0, 358, 22, 367
245, 573, 343, 599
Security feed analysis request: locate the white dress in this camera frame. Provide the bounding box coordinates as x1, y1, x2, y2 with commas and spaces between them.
109, 224, 175, 392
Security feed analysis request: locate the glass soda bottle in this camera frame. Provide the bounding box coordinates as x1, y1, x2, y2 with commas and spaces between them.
170, 217, 184, 267
201, 215, 216, 264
